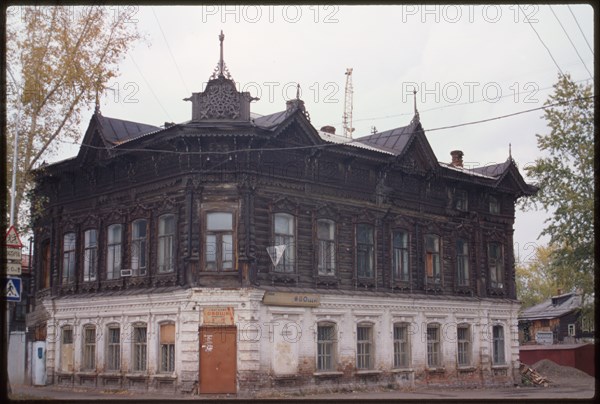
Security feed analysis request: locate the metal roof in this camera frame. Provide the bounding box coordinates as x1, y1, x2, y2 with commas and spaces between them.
98, 115, 161, 145
519, 292, 583, 320
355, 123, 416, 156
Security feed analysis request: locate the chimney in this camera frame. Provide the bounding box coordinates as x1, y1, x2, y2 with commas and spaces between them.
320, 125, 336, 134
450, 150, 464, 167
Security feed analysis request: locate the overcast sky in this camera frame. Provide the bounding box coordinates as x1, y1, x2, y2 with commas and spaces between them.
24, 4, 595, 264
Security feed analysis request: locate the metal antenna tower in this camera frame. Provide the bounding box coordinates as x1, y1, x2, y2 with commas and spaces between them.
342, 68, 355, 138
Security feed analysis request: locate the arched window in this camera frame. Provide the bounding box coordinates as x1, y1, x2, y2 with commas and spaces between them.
60, 326, 74, 372
82, 325, 97, 370
492, 325, 505, 365
457, 323, 471, 366
356, 322, 374, 369
316, 322, 337, 371
426, 323, 441, 368
159, 322, 175, 373
393, 322, 411, 368
106, 324, 121, 371
132, 323, 147, 372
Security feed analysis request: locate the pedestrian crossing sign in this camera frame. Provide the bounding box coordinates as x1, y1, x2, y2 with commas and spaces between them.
2, 277, 21, 302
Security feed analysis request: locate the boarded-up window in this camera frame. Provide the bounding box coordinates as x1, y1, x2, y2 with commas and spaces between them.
61, 327, 74, 372
160, 323, 175, 372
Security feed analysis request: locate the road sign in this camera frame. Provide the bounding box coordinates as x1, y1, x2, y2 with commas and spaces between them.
6, 247, 22, 261
5, 226, 23, 248
2, 276, 21, 302
6, 262, 22, 276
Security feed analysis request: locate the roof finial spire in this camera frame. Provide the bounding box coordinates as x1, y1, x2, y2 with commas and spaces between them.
413, 88, 418, 115
296, 83, 301, 100
94, 78, 101, 115
509, 143, 512, 160
219, 30, 225, 78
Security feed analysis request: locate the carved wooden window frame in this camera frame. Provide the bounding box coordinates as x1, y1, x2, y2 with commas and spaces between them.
272, 212, 296, 273
202, 209, 237, 273
316, 219, 336, 276
391, 228, 410, 283
83, 229, 98, 282
157, 214, 176, 274
355, 223, 375, 279
106, 224, 123, 280
61, 232, 77, 285
424, 234, 442, 286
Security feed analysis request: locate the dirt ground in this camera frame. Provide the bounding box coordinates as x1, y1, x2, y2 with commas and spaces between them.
531, 358, 595, 388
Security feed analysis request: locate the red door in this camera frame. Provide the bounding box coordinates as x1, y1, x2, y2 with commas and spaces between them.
199, 326, 237, 393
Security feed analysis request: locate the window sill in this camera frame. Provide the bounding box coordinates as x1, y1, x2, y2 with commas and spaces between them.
153, 374, 177, 380
272, 374, 296, 380
391, 368, 414, 373
198, 271, 238, 276
491, 364, 509, 370
355, 370, 382, 376
457, 366, 476, 372
125, 373, 149, 379
426, 367, 446, 373
75, 371, 97, 377
99, 372, 122, 378
313, 371, 343, 377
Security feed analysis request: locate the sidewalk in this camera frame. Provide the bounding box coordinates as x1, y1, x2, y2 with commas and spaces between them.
8, 382, 596, 401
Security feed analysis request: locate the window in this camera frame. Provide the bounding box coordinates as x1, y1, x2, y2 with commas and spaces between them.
160, 323, 175, 373
131, 219, 147, 276
158, 214, 175, 273
492, 325, 505, 365
317, 323, 336, 371
356, 224, 374, 278
317, 219, 336, 276
427, 324, 441, 367
392, 231, 409, 282
582, 315, 595, 332
568, 324, 576, 336
42, 241, 51, 289
60, 326, 74, 372
205, 212, 234, 271
82, 326, 96, 370
106, 326, 120, 371
62, 233, 76, 284
455, 190, 468, 211
273, 213, 295, 273
83, 230, 98, 282
425, 234, 441, 283
456, 239, 469, 287
107, 224, 122, 279
356, 324, 373, 370
393, 323, 410, 368
489, 196, 500, 214
488, 242, 504, 289
457, 324, 471, 366
132, 325, 147, 372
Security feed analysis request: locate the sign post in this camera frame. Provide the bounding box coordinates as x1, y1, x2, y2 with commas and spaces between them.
4, 226, 23, 295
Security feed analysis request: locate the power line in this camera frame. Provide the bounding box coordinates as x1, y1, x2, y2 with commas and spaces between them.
567, 4, 594, 56
351, 78, 592, 126
57, 94, 595, 156
520, 5, 564, 76
549, 5, 593, 80
129, 55, 173, 121
151, 7, 190, 94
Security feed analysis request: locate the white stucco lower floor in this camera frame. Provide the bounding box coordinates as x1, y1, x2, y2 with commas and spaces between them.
26, 287, 521, 394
